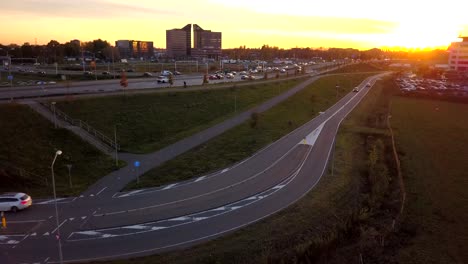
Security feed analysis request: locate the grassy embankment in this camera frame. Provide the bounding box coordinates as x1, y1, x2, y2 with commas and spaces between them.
392, 97, 468, 263
0, 104, 121, 198
95, 73, 390, 263
55, 78, 306, 153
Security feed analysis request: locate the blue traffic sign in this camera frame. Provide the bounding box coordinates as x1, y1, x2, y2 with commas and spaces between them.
134, 161, 140, 167
7, 75, 13, 81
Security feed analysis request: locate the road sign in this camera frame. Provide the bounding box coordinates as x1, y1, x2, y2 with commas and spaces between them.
134, 161, 140, 167
7, 75, 13, 81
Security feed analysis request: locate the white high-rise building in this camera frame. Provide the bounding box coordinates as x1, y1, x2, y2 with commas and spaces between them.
448, 37, 468, 71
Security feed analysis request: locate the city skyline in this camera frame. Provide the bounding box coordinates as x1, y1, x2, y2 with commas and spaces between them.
1, 0, 468, 50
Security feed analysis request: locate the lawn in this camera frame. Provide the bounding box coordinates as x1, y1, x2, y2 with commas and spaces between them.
127, 73, 376, 189
326, 63, 383, 74
391, 97, 468, 263
0, 104, 119, 198
93, 74, 386, 264
54, 78, 306, 153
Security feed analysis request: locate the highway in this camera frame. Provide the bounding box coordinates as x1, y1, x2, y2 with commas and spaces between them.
0, 70, 385, 263
0, 63, 334, 101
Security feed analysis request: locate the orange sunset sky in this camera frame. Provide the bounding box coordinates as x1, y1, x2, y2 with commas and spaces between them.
1, 0, 467, 50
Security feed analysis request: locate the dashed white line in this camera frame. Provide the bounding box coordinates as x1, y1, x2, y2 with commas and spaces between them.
162, 184, 177, 190
51, 219, 67, 234
221, 168, 230, 173
195, 176, 206, 182
96, 187, 107, 196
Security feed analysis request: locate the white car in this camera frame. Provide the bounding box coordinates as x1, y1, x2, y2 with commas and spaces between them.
157, 76, 169, 83
0, 193, 32, 212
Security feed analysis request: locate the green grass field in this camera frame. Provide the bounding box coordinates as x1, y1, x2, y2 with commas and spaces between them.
54, 78, 306, 153
126, 73, 376, 189
391, 97, 468, 263
0, 104, 120, 198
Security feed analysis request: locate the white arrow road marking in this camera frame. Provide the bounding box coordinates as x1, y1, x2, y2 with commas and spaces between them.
151, 226, 166, 231
221, 168, 229, 173
300, 122, 325, 146
81, 216, 87, 220
43, 232, 50, 236
30, 233, 37, 236
230, 206, 243, 210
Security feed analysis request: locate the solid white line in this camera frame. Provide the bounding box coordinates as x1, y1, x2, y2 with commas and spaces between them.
96, 187, 107, 196
51, 219, 67, 234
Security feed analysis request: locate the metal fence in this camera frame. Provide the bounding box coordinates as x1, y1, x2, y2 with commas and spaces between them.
40, 102, 120, 151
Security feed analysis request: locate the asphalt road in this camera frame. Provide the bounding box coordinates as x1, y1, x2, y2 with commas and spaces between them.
0, 71, 386, 263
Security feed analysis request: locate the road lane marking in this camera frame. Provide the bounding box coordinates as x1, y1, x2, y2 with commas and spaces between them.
8, 219, 45, 223
162, 184, 177, 190
300, 122, 325, 146
96, 187, 107, 196
195, 176, 206, 182
51, 219, 68, 234
67, 146, 312, 242
221, 168, 229, 173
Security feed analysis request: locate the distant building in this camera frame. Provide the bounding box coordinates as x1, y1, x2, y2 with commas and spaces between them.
166, 24, 192, 59
115, 40, 154, 59
449, 36, 468, 71
192, 24, 222, 59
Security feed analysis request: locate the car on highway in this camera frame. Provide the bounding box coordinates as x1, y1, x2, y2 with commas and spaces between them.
0, 192, 32, 212
157, 76, 169, 83
353, 87, 360, 92
366, 83, 371, 87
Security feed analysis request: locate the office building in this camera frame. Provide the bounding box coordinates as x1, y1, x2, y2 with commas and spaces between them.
166, 24, 192, 58
115, 40, 154, 59
192, 24, 222, 59
449, 36, 468, 71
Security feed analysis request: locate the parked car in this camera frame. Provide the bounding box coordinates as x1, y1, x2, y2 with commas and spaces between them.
226, 73, 235, 79
142, 72, 153, 77
157, 76, 169, 83
102, 71, 111, 75
0, 193, 32, 212
209, 74, 218, 80
83, 71, 93, 75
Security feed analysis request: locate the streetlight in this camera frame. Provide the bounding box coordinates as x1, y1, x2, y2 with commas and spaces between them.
51, 150, 64, 264
51, 101, 57, 128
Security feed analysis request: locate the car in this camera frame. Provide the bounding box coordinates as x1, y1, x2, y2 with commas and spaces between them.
353, 87, 359, 92
225, 73, 234, 79
0, 193, 32, 212
366, 83, 371, 87
280, 69, 286, 73
161, 70, 172, 76
37, 71, 46, 75
102, 71, 111, 75
209, 74, 218, 80
142, 72, 153, 77
157, 76, 169, 83
174, 71, 182, 75
83, 71, 93, 75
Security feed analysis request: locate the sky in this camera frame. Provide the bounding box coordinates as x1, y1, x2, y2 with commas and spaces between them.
1, 0, 467, 50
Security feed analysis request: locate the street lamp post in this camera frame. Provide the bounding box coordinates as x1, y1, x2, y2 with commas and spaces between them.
51, 150, 64, 264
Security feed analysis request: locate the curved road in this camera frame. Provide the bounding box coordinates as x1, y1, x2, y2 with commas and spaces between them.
0, 72, 386, 263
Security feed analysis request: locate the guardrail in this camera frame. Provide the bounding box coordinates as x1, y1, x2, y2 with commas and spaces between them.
40, 102, 120, 151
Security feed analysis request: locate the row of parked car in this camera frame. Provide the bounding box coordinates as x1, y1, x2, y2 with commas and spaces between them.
396, 77, 466, 92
